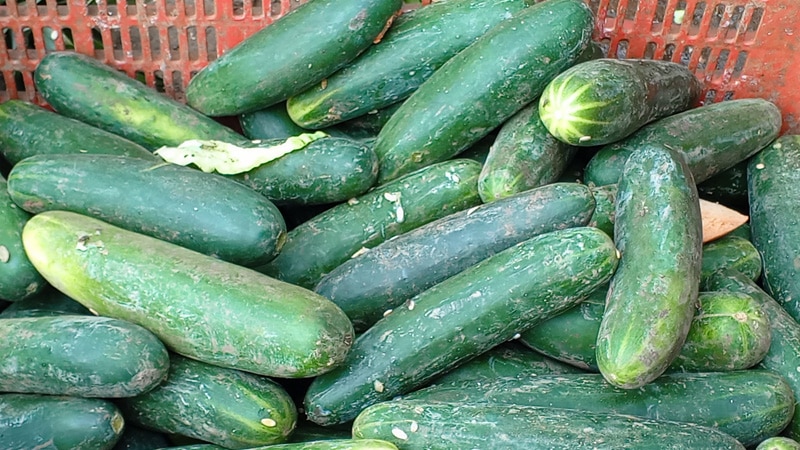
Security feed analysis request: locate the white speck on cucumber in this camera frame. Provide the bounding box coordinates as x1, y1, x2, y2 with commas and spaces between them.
392, 427, 409, 440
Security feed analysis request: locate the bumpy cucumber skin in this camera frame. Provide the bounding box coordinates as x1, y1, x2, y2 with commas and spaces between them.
583, 98, 781, 186
0, 178, 45, 302
287, 0, 531, 129
0, 100, 155, 165
34, 52, 247, 149
701, 234, 762, 283
304, 227, 618, 426
408, 370, 792, 447
748, 135, 800, 322
0, 315, 169, 398
540, 58, 702, 147
0, 393, 125, 450
249, 439, 399, 449
0, 287, 91, 318
232, 137, 379, 206
239, 102, 310, 140
21, 211, 354, 379
373, 0, 593, 183
258, 159, 482, 289
596, 145, 702, 389
186, 0, 403, 116
352, 400, 745, 450
314, 182, 595, 331
478, 102, 578, 202
118, 354, 297, 449
8, 154, 286, 267
757, 437, 800, 450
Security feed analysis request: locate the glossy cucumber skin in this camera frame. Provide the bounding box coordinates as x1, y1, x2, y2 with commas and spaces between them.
408, 370, 792, 447
304, 227, 619, 425
21, 211, 354, 379
539, 58, 702, 147
478, 102, 578, 202
232, 137, 379, 206
118, 354, 297, 449
239, 102, 310, 140
314, 182, 595, 330
372, 0, 594, 183
186, 0, 403, 116
0, 100, 155, 165
0, 177, 46, 302
8, 154, 286, 267
748, 135, 800, 322
701, 234, 762, 283
352, 400, 745, 450
583, 98, 781, 186
0, 393, 125, 450
258, 159, 482, 289
34, 52, 247, 149
286, 0, 531, 129
596, 145, 702, 388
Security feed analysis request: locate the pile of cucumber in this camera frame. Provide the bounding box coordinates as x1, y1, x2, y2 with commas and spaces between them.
1, 0, 799, 448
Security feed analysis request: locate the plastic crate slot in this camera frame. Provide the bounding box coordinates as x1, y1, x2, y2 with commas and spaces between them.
3, 26, 15, 51
12, 69, 24, 91
154, 69, 164, 92
233, 0, 244, 17
722, 5, 745, 42
204, 25, 216, 61
663, 42, 675, 61
696, 45, 711, 70
143, 0, 157, 17
147, 26, 160, 58
668, 0, 687, 35
202, 0, 214, 17
184, 0, 195, 17
187, 25, 197, 60
687, 1, 705, 36
128, 25, 141, 60
165, 0, 178, 17
679, 44, 692, 65
704, 88, 717, 102
110, 26, 123, 60
731, 49, 747, 77
707, 3, 726, 38
650, 0, 667, 33
269, 0, 282, 16
253, 0, 264, 17
615, 38, 629, 58
42, 26, 56, 50
712, 47, 730, 76
643, 41, 657, 59
171, 69, 184, 100
0, 72, 6, 93
722, 90, 734, 100
61, 26, 73, 50
167, 25, 179, 60
743, 6, 763, 43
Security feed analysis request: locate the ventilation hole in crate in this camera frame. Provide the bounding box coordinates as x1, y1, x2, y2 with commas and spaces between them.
704, 89, 717, 103
663, 43, 675, 61
187, 26, 198, 61
148, 26, 160, 58
0, 74, 6, 92
679, 45, 693, 66
172, 70, 184, 100
598, 37, 611, 58
722, 90, 734, 101
144, 0, 157, 16
669, 0, 687, 34
86, 0, 99, 16
708, 3, 725, 34
62, 27, 74, 50
252, 0, 263, 16
724, 5, 745, 41
624, 0, 638, 21
124, 0, 136, 16
643, 41, 657, 59
154, 70, 165, 92
167, 26, 179, 60
129, 26, 142, 60
3, 27, 14, 51
651, 0, 667, 32
134, 70, 145, 84
165, 0, 177, 17
615, 39, 629, 59
233, 0, 244, 17
205, 26, 217, 61
91, 27, 104, 50
713, 48, 730, 76
606, 0, 620, 19
185, 0, 195, 16
42, 27, 58, 51
269, 0, 282, 16
743, 7, 763, 43
687, 1, 705, 36
585, 0, 601, 16
0, 3, 7, 18
697, 46, 711, 70
13, 70, 24, 92
111, 27, 123, 60
22, 26, 34, 49
203, 0, 215, 16
57, 1, 69, 16
731, 50, 747, 77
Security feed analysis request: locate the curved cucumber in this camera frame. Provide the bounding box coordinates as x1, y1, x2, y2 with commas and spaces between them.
304, 227, 619, 425
588, 183, 617, 237
0, 177, 45, 302
21, 210, 354, 379
372, 0, 594, 183
186, 0, 402, 116
596, 145, 702, 388
539, 58, 702, 146
240, 102, 310, 140
701, 234, 762, 284
314, 182, 595, 330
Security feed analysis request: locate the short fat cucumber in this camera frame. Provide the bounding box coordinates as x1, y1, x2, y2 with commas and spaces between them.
186, 0, 403, 116
0, 177, 46, 302
372, 0, 594, 183
304, 227, 618, 425
21, 210, 354, 379
596, 145, 702, 388
539, 58, 703, 146
701, 234, 762, 284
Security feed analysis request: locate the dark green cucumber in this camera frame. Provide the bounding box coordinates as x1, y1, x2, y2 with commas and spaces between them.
748, 135, 800, 322
34, 51, 247, 149
596, 145, 702, 388
323, 103, 402, 141
186, 0, 402, 116
757, 437, 800, 450
8, 153, 286, 267
697, 161, 750, 213
118, 354, 296, 449
250, 439, 399, 449
0, 177, 46, 302
352, 399, 745, 450
0, 315, 169, 397
478, 102, 578, 202
314, 182, 595, 331
286, 420, 353, 444
539, 58, 702, 147
258, 159, 482, 289
112, 424, 171, 450
304, 227, 618, 425
21, 210, 354, 378
701, 234, 762, 284
0, 393, 125, 450
587, 183, 617, 236
286, 0, 532, 129
704, 268, 800, 440
582, 98, 782, 186
372, 0, 593, 183
0, 286, 91, 318
240, 102, 310, 140
232, 136, 378, 206
0, 100, 155, 165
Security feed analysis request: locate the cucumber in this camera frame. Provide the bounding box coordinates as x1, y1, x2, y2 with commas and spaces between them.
352, 399, 745, 449
0, 393, 125, 450
0, 177, 46, 302
21, 210, 354, 379
304, 226, 618, 425
540, 58, 703, 147
0, 315, 169, 397
0, 286, 91, 318
240, 102, 310, 140
231, 136, 378, 206
748, 135, 800, 322
323, 103, 402, 141
478, 102, 578, 202
587, 183, 616, 237
34, 51, 247, 149
118, 354, 297, 449
8, 153, 286, 267
286, 0, 532, 129
258, 159, 482, 289
700, 234, 762, 284
315, 182, 595, 330
112, 424, 171, 450
0, 100, 156, 165
372, 0, 594, 183
186, 0, 402, 116
286, 420, 353, 444
757, 437, 800, 450
596, 145, 702, 388
582, 98, 781, 186
249, 439, 399, 449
